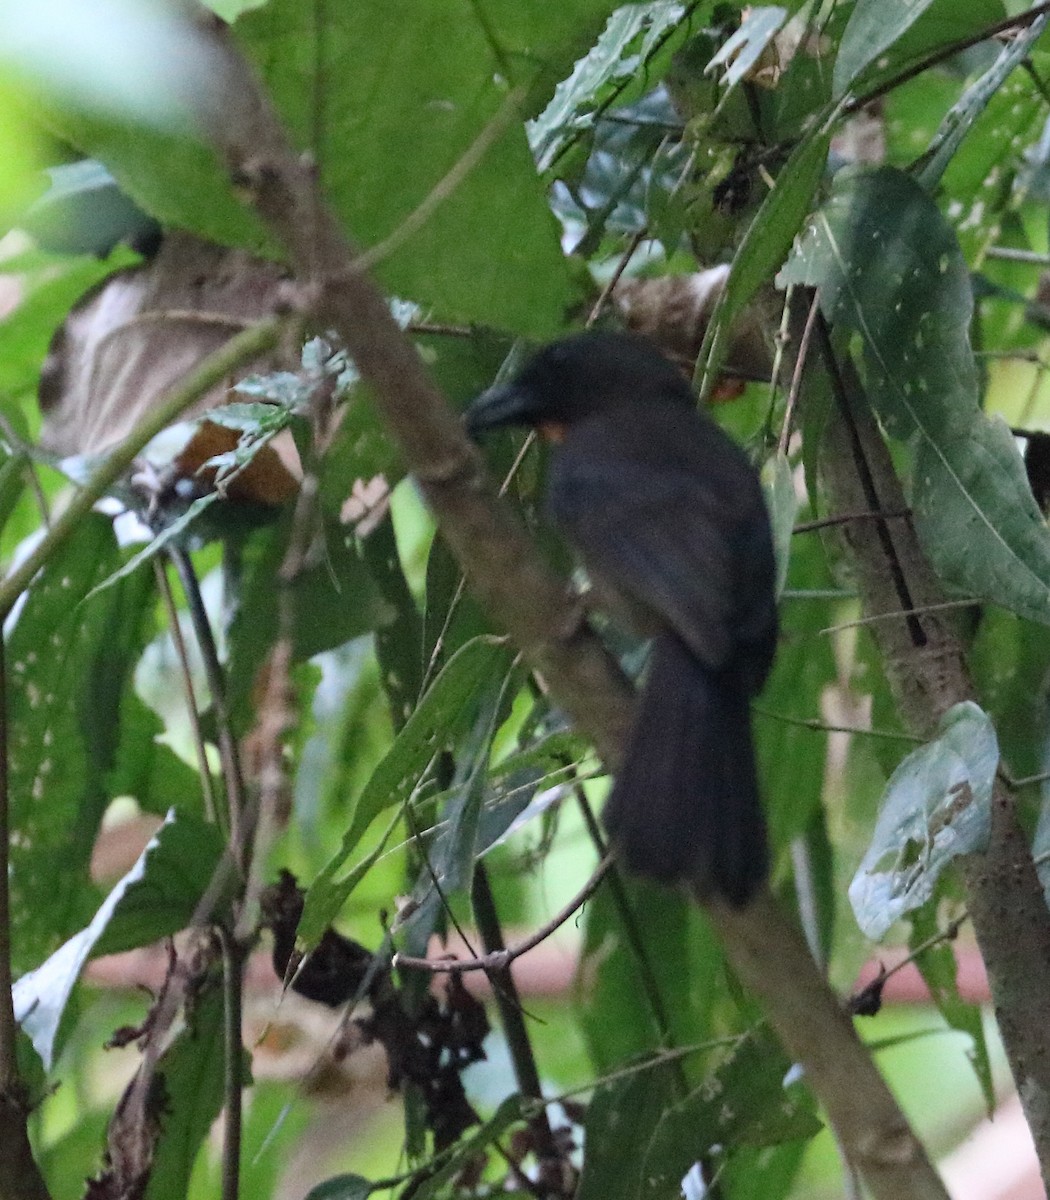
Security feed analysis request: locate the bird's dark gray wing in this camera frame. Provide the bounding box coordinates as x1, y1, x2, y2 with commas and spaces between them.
547, 403, 776, 681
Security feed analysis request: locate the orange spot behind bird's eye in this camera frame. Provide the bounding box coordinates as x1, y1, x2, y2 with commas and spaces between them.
710, 377, 748, 404
539, 420, 568, 443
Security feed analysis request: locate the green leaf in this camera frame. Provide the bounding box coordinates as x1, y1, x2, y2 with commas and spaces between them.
758, 535, 839, 854
234, 0, 613, 334
84, 492, 220, 601
914, 14, 1048, 192
698, 111, 833, 400
226, 513, 394, 730
781, 165, 1050, 625
408, 1095, 524, 1200
910, 897, 995, 1114
13, 811, 225, 1069
706, 6, 787, 90
144, 981, 230, 1200
105, 691, 203, 817
8, 514, 155, 974
941, 62, 1045, 263
90, 813, 229, 957
763, 451, 797, 598
849, 702, 997, 940
528, 2, 686, 171
304, 1176, 375, 1200
579, 878, 719, 1070
299, 636, 513, 942
576, 1059, 678, 1200
638, 1033, 821, 1198
833, 0, 939, 98
359, 516, 425, 730
20, 158, 158, 256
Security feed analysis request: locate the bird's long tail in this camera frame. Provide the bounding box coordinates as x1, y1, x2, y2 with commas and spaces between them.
602, 632, 768, 906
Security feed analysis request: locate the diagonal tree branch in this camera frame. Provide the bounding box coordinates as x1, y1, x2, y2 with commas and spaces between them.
192, 15, 948, 1200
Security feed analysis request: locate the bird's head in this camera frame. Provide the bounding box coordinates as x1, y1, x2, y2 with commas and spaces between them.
465, 331, 693, 440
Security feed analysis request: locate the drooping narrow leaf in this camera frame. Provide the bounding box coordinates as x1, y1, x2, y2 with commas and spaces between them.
698, 111, 833, 400
299, 635, 514, 943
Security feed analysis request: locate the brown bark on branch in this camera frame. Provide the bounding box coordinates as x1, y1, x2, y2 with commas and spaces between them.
815, 327, 1050, 1186
192, 16, 948, 1200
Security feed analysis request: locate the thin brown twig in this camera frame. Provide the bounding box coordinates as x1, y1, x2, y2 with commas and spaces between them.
778, 287, 820, 457
751, 705, 922, 743
848, 914, 969, 1014
793, 508, 911, 534
820, 596, 980, 637
394, 855, 612, 975
586, 228, 648, 328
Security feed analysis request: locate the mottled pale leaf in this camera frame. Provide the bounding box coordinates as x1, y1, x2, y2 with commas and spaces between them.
849, 702, 997, 940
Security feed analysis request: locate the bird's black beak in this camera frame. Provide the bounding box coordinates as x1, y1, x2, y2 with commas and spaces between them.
464, 383, 533, 441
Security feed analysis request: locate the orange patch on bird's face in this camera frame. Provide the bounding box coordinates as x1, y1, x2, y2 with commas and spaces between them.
539, 421, 568, 443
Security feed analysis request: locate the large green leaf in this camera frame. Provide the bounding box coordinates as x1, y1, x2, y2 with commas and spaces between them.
38, 1, 623, 333
225, 512, 394, 731
578, 877, 718, 1070
575, 1060, 678, 1200
13, 811, 227, 1069
781, 165, 1050, 625
914, 13, 1048, 193
7, 514, 155, 974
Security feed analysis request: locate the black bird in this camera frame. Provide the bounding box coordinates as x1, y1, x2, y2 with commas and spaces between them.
466, 331, 777, 906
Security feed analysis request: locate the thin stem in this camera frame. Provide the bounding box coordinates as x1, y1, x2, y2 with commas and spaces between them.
793, 509, 911, 534
394, 856, 612, 974
218, 925, 245, 1200
169, 548, 247, 858
586, 228, 647, 328
154, 557, 218, 824
470, 864, 560, 1169
0, 640, 14, 1093
751, 706, 922, 743
820, 596, 980, 637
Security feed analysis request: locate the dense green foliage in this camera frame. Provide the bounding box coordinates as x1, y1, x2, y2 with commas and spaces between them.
4, 2, 1050, 1197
